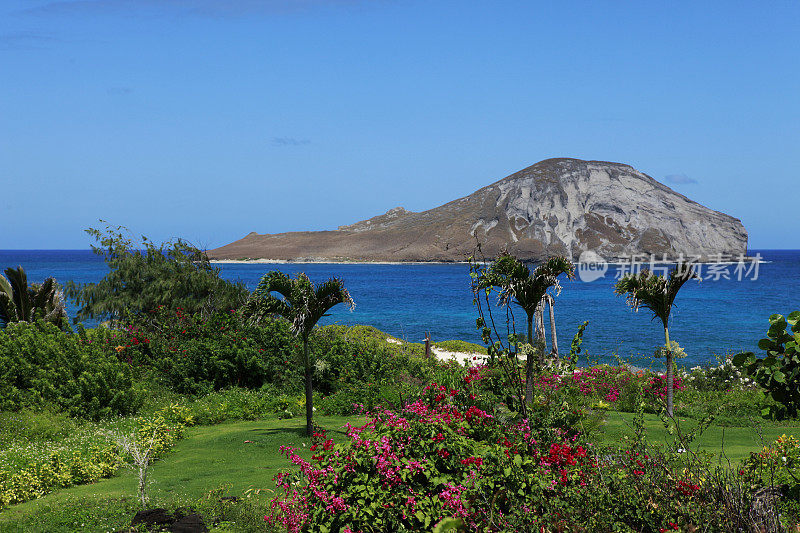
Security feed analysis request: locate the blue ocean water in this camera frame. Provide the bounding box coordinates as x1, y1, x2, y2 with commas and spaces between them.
1, 249, 798, 367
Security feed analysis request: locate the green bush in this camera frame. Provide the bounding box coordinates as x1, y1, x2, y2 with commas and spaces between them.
734, 311, 800, 418
741, 433, 800, 523
0, 322, 141, 420
185, 387, 305, 425
0, 409, 77, 446
433, 339, 487, 354
310, 325, 444, 415
119, 308, 299, 394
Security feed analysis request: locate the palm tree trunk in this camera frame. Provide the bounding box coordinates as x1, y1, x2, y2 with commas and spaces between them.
525, 311, 535, 404
527, 312, 534, 347
664, 326, 673, 417
548, 294, 558, 357
303, 338, 314, 436
535, 301, 547, 365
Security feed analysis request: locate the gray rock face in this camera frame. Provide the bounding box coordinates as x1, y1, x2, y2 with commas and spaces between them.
209, 158, 747, 262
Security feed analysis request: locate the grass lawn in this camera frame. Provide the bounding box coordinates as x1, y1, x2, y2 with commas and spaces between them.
598, 410, 800, 463
0, 415, 358, 533
3, 411, 798, 532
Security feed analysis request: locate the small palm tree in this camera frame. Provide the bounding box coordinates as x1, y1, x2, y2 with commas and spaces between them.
0, 266, 67, 328
614, 264, 698, 417
246, 271, 354, 436
477, 253, 574, 403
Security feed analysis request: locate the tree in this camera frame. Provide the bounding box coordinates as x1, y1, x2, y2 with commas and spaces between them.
614, 264, 698, 417
0, 266, 67, 329
245, 271, 354, 436
475, 253, 574, 403
65, 222, 248, 322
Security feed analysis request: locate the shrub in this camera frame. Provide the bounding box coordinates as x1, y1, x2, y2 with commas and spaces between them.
0, 322, 141, 419
121, 308, 299, 394
267, 366, 604, 532
0, 442, 121, 508
310, 325, 444, 415
734, 311, 800, 418
741, 434, 800, 523
682, 354, 753, 391
268, 394, 731, 532
267, 362, 793, 532
0, 405, 187, 509
433, 340, 487, 355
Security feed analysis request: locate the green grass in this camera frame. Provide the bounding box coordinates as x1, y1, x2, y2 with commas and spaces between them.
0, 415, 358, 533
597, 410, 800, 463
433, 339, 488, 354
3, 405, 798, 532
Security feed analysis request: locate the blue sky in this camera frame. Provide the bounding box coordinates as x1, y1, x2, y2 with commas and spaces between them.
1, 0, 798, 250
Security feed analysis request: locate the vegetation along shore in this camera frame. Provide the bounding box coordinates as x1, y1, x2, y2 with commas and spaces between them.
1, 224, 798, 532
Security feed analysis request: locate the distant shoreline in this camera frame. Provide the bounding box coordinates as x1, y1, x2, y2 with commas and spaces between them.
209, 258, 470, 265
209, 257, 767, 265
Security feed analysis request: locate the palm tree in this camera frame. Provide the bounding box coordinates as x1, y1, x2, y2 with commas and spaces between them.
614, 264, 698, 417
0, 266, 67, 328
245, 271, 354, 436
477, 253, 574, 403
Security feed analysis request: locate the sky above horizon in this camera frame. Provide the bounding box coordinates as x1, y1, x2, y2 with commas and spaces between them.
1, 1, 799, 250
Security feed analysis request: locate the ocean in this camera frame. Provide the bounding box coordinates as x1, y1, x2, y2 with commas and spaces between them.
2, 249, 799, 368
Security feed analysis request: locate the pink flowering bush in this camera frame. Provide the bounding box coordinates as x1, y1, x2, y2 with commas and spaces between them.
266, 368, 600, 532
643, 373, 685, 401
264, 361, 773, 532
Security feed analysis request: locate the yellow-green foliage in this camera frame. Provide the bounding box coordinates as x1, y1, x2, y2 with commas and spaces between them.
0, 445, 120, 507
153, 402, 196, 428
0, 405, 189, 509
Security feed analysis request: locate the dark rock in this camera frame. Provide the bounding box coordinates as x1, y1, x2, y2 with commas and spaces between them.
131, 508, 174, 528
170, 513, 208, 533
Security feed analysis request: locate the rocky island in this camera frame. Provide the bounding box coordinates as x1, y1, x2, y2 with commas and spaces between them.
209, 158, 748, 262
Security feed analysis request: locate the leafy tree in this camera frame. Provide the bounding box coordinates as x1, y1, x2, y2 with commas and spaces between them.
0, 266, 67, 329
65, 222, 248, 322
614, 264, 697, 417
245, 271, 354, 435
474, 252, 574, 403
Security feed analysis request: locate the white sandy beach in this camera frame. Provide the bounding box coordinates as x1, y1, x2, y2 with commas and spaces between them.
385, 337, 488, 365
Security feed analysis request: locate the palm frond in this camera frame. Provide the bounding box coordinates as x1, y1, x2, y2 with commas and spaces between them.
665, 263, 699, 309
31, 278, 56, 312
0, 293, 15, 323
4, 267, 32, 322
252, 271, 295, 301
308, 278, 354, 328
475, 253, 574, 315
615, 265, 698, 328
314, 278, 354, 309
246, 271, 354, 338
42, 287, 67, 324
0, 275, 13, 324
0, 274, 12, 302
